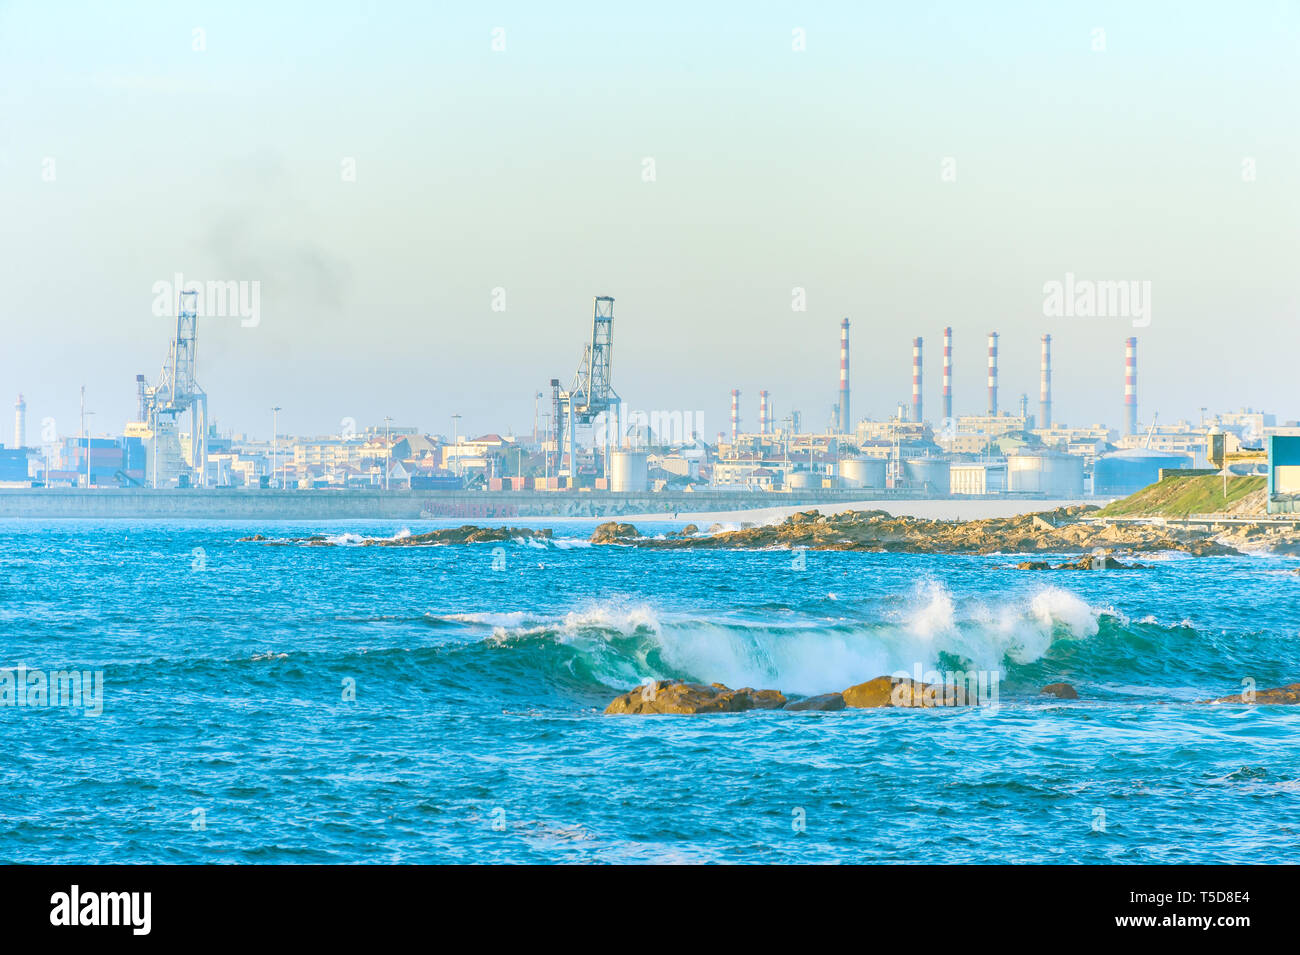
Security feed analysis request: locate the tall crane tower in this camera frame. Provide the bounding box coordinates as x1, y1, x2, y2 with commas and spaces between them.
557, 296, 619, 485
139, 289, 209, 487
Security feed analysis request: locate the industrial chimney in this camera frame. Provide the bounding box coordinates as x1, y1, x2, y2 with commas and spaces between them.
942, 327, 952, 423
730, 388, 740, 443
838, 318, 851, 434
911, 337, 923, 423
1125, 337, 1138, 436
986, 332, 999, 416
758, 390, 769, 435
13, 394, 26, 449
1039, 335, 1052, 430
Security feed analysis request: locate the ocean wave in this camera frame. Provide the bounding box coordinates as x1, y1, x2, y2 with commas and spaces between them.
433, 585, 1106, 697
78, 586, 1289, 709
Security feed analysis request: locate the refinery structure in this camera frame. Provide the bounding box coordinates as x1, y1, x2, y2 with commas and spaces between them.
2, 292, 1298, 516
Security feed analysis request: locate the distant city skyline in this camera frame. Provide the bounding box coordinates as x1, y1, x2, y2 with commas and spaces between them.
3, 1, 1298, 444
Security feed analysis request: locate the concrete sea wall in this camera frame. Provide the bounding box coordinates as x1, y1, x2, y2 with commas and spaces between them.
0, 488, 1068, 521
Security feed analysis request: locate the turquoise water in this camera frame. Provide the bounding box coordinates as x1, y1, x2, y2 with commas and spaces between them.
1, 519, 1297, 863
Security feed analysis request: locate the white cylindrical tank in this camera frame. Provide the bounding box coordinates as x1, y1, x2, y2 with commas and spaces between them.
786, 470, 817, 489
608, 450, 649, 492
838, 457, 887, 489
1006, 452, 1083, 496
903, 457, 951, 493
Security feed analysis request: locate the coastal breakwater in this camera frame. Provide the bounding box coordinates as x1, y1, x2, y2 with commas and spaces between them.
0, 487, 1070, 521
588, 506, 1300, 555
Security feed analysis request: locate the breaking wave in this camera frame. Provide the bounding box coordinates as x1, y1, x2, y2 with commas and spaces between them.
427, 584, 1118, 698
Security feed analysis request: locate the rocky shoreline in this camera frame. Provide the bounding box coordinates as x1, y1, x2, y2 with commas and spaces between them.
237, 525, 552, 546
592, 506, 1300, 556
234, 505, 1300, 557
604, 677, 1300, 714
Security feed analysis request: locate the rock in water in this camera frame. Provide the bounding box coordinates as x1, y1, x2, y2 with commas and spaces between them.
842, 675, 974, 708
785, 692, 847, 711
841, 676, 900, 708
1040, 682, 1079, 699
1015, 555, 1148, 570
591, 522, 640, 544
1202, 682, 1300, 705
604, 680, 786, 715
746, 688, 788, 710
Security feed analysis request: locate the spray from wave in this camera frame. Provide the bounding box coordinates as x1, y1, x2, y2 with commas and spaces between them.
432, 583, 1104, 697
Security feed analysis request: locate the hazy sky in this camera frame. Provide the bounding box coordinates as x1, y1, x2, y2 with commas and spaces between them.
3, 1, 1298, 444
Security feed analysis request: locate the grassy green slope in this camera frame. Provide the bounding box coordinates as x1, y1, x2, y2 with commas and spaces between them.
1095, 474, 1266, 518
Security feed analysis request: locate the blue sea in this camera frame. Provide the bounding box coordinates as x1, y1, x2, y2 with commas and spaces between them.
2, 519, 1298, 864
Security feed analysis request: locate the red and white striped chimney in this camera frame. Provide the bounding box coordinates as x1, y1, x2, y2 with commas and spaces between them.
838, 318, 850, 433
758, 390, 769, 435
912, 337, 923, 423
986, 332, 999, 416
730, 388, 740, 443
1125, 337, 1137, 436
1039, 334, 1052, 430
942, 326, 952, 422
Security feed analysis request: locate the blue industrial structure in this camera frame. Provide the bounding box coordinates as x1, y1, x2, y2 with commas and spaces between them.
1094, 448, 1191, 496
0, 447, 30, 484
1267, 434, 1300, 514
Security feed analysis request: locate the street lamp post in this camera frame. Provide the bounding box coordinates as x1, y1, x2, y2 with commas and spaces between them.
271, 406, 281, 490
384, 415, 393, 491
84, 411, 95, 489
451, 414, 462, 477
542, 412, 551, 483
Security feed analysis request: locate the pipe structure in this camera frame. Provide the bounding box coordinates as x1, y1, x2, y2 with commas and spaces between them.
986, 332, 999, 416
941, 327, 952, 423
911, 337, 923, 423
1039, 334, 1052, 430
838, 318, 850, 433
1125, 337, 1138, 436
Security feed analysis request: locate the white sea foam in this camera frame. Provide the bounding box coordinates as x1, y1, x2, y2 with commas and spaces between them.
556, 603, 660, 637
324, 532, 367, 546
548, 538, 593, 550
474, 584, 1104, 696
907, 581, 957, 640
440, 611, 539, 628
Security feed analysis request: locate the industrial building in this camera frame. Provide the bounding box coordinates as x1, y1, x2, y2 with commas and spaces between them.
1094, 448, 1191, 496
12, 290, 1293, 508
1267, 435, 1300, 514
949, 461, 1006, 495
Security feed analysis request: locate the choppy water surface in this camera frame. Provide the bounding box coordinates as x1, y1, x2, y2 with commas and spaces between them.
1, 519, 1297, 863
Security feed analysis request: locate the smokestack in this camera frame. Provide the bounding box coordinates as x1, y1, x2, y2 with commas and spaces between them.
911, 337, 923, 423
1125, 337, 1138, 436
942, 327, 952, 422
13, 394, 26, 449
758, 390, 769, 435
986, 332, 999, 416
838, 318, 850, 434
730, 388, 740, 443
1039, 334, 1052, 430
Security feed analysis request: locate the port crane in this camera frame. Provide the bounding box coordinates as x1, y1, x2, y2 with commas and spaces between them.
138, 289, 208, 487
557, 296, 619, 484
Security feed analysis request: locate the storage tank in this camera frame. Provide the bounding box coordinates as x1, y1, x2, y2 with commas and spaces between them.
608, 450, 649, 492
786, 470, 817, 490
1006, 452, 1084, 496
1094, 448, 1190, 496
903, 457, 951, 493
838, 456, 887, 489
